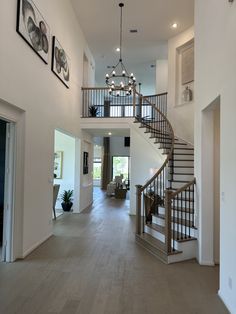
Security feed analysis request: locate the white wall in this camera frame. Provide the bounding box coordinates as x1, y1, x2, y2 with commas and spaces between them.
129, 127, 165, 215
195, 1, 236, 312
0, 0, 95, 258
168, 27, 194, 143
156, 60, 168, 94
79, 131, 93, 212
54, 130, 75, 210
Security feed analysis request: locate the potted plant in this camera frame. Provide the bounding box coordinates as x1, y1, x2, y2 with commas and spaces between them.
88, 105, 99, 117
61, 190, 73, 212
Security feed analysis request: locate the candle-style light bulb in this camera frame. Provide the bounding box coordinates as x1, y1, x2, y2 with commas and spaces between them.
130, 73, 134, 79
122, 70, 126, 76
112, 70, 116, 76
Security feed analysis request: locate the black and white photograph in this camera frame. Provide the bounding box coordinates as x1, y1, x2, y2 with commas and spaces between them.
16, 0, 50, 64
52, 36, 70, 88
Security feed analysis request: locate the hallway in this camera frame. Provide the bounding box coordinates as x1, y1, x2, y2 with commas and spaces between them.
0, 189, 228, 314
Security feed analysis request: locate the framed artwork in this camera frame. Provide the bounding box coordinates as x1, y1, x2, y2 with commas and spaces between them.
54, 151, 63, 179
52, 36, 70, 88
16, 0, 50, 64
83, 152, 89, 174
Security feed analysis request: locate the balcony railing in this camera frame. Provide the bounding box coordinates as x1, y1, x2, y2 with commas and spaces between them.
81, 87, 167, 119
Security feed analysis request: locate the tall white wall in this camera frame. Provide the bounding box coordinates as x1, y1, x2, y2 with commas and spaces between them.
168, 27, 194, 143
0, 0, 95, 258
79, 131, 93, 212
195, 1, 236, 312
156, 60, 168, 94
54, 130, 76, 210
129, 127, 165, 215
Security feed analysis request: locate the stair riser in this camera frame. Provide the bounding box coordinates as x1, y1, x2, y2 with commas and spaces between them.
157, 207, 195, 218
169, 174, 194, 181
169, 167, 195, 174
171, 155, 194, 160
145, 225, 197, 245
170, 182, 195, 191
164, 149, 194, 155
168, 240, 197, 263
151, 217, 196, 237
145, 225, 165, 242
170, 161, 194, 168
135, 234, 168, 264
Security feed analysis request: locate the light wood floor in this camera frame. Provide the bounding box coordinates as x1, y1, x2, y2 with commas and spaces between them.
0, 188, 229, 314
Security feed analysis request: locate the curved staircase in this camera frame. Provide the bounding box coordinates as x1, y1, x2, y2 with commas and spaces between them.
81, 87, 196, 264
134, 91, 196, 264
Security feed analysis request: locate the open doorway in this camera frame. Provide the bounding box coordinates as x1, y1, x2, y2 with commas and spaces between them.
0, 118, 16, 262
0, 120, 7, 258
53, 130, 76, 217
201, 96, 220, 267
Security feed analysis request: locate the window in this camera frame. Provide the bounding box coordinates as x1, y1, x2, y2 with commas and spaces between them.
93, 157, 102, 180
112, 156, 130, 181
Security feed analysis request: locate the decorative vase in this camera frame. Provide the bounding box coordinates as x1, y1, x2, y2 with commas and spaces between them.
183, 86, 193, 102
61, 202, 73, 212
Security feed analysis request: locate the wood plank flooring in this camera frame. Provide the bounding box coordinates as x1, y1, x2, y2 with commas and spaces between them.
0, 188, 229, 314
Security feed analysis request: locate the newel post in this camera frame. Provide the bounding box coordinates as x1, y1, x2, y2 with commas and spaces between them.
165, 189, 173, 254
136, 185, 142, 235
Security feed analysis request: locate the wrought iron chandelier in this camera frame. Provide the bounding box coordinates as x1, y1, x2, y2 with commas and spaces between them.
105, 3, 136, 96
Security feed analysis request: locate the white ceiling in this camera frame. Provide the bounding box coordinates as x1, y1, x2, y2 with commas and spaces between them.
85, 128, 130, 138
71, 0, 194, 92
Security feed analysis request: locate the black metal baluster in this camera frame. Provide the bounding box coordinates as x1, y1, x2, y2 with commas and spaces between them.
188, 187, 191, 238
181, 191, 183, 239
192, 183, 195, 228
184, 190, 187, 239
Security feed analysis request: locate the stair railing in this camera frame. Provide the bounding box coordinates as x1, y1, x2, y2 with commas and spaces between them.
165, 179, 196, 253
135, 91, 175, 246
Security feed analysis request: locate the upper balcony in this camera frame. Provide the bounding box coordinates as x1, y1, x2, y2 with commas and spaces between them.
81, 87, 167, 119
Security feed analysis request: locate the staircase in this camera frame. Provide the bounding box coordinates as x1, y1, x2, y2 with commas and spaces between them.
81, 87, 196, 264
134, 91, 197, 264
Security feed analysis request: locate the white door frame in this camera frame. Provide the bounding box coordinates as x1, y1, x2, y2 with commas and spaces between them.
0, 98, 25, 262
2, 122, 16, 262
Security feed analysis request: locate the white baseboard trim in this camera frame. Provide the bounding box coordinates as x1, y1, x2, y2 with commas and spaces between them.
218, 290, 235, 314
199, 260, 215, 266
22, 233, 53, 259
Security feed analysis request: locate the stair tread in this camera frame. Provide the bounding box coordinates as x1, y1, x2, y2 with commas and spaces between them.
169, 179, 193, 183
172, 153, 194, 156
174, 148, 194, 150
146, 222, 197, 242
174, 166, 194, 168
171, 206, 194, 213
170, 172, 194, 175
155, 214, 197, 229
170, 159, 194, 162
136, 233, 182, 255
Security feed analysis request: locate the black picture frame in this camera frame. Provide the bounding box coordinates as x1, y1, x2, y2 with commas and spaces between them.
16, 0, 50, 64
51, 36, 70, 88
83, 152, 89, 174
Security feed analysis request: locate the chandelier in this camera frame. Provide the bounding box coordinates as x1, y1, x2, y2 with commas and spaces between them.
105, 3, 136, 96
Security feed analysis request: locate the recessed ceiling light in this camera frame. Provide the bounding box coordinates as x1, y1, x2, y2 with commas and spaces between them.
108, 132, 112, 136
172, 23, 178, 29
116, 47, 120, 52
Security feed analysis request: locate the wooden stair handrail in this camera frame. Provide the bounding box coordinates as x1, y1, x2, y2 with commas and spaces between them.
134, 90, 175, 192
170, 178, 196, 198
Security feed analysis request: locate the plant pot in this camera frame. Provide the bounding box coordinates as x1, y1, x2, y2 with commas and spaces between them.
61, 202, 73, 212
